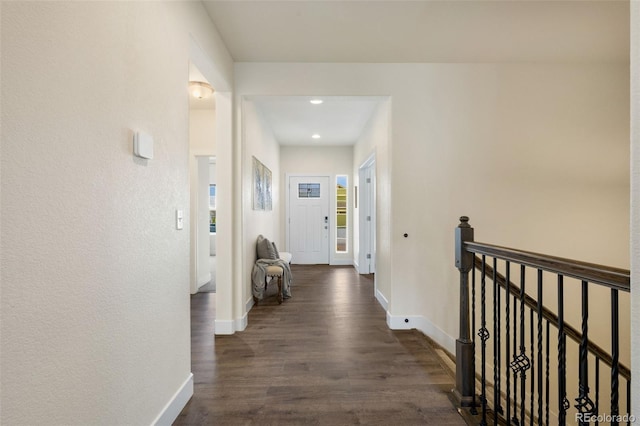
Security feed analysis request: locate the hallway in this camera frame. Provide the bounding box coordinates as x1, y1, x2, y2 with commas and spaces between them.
176, 265, 465, 425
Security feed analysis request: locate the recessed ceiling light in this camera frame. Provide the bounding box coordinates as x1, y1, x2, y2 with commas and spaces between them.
312, 134, 321, 139
310, 99, 323, 105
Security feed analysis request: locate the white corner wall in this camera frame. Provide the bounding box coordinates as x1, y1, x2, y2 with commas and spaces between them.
630, 0, 639, 415
352, 100, 391, 301
1, 2, 233, 424
280, 145, 354, 265
235, 62, 630, 355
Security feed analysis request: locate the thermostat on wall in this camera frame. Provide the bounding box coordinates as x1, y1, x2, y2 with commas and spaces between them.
133, 131, 154, 159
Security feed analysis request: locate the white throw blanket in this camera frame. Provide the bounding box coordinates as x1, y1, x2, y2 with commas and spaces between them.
252, 258, 293, 301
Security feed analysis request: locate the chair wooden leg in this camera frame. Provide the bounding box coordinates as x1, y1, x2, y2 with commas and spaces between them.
277, 276, 283, 304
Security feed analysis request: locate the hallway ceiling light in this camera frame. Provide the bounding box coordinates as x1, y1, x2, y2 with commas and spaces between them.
189, 81, 214, 99
312, 134, 321, 139
310, 99, 323, 105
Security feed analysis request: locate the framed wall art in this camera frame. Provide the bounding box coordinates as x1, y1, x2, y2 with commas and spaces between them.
252, 156, 272, 211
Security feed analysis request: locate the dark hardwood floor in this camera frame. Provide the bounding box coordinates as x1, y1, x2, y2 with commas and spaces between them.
175, 265, 465, 425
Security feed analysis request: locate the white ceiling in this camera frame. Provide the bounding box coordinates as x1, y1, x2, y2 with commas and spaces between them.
202, 1, 629, 146
203, 0, 629, 64
252, 96, 383, 146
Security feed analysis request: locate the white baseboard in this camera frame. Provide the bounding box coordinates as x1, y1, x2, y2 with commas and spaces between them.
214, 319, 234, 335
246, 297, 255, 313
353, 260, 360, 273
197, 273, 211, 288
215, 313, 248, 335
419, 316, 456, 355
235, 311, 248, 332
375, 289, 388, 310
152, 373, 193, 426
386, 313, 456, 355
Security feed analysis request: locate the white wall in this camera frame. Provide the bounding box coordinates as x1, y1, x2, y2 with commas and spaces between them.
241, 100, 281, 315
189, 109, 216, 154
210, 161, 217, 185
280, 145, 354, 265
235, 62, 629, 355
631, 1, 639, 415
0, 2, 233, 424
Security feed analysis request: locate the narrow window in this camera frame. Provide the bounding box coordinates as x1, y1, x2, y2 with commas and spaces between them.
209, 184, 216, 232
336, 175, 347, 253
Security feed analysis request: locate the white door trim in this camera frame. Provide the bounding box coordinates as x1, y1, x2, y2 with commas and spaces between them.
358, 153, 376, 275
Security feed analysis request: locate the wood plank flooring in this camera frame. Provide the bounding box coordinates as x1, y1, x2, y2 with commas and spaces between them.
175, 265, 465, 425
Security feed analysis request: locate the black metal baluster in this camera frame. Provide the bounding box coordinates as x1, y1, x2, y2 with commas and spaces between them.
575, 280, 595, 425
493, 257, 501, 423
611, 289, 619, 424
557, 275, 568, 425
545, 320, 550, 426
520, 265, 528, 425
471, 261, 478, 415
595, 358, 600, 425
512, 287, 519, 426
537, 270, 543, 425
626, 380, 630, 426
530, 309, 535, 426
505, 261, 511, 424
479, 255, 489, 425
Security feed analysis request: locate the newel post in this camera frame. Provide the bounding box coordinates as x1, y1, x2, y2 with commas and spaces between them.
454, 216, 475, 407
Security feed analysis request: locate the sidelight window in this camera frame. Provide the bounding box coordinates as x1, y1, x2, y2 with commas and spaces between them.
336, 175, 347, 252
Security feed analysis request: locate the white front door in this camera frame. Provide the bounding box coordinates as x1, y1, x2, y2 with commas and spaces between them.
288, 176, 330, 264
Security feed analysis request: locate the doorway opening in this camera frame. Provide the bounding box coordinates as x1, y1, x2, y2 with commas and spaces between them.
188, 62, 217, 295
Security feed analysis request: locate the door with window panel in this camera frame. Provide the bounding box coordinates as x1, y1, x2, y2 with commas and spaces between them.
288, 176, 329, 264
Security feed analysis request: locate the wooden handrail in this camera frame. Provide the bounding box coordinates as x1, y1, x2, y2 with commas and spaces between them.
465, 241, 630, 292
475, 256, 631, 381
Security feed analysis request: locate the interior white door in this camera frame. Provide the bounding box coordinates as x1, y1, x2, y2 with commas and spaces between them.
288, 176, 330, 264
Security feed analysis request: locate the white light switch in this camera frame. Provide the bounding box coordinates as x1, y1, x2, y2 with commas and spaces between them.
133, 131, 154, 159
176, 209, 184, 230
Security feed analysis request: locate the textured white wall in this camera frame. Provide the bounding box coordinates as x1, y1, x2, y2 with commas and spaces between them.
235, 62, 630, 355
0, 2, 232, 424
631, 0, 639, 415
280, 145, 354, 265
241, 100, 281, 311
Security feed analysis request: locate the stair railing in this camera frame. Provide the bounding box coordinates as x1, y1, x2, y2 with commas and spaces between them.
454, 216, 631, 425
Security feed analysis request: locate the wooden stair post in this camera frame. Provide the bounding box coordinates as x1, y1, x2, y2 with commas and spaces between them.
454, 216, 475, 407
